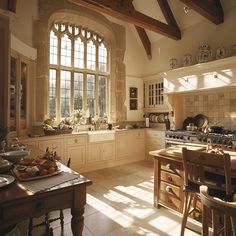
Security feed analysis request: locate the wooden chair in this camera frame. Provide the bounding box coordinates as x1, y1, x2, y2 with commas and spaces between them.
180, 147, 232, 236
200, 185, 236, 236
28, 158, 71, 236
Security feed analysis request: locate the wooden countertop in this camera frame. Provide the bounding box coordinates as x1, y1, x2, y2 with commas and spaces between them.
149, 145, 236, 170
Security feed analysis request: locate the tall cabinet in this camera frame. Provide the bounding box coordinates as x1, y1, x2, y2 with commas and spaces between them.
9, 52, 29, 137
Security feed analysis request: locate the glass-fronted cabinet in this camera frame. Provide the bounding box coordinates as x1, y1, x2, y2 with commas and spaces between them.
143, 77, 169, 112
9, 53, 29, 136
10, 56, 17, 132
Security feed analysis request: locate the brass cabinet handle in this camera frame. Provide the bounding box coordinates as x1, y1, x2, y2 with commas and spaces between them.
166, 185, 172, 193
165, 164, 171, 169
74, 139, 78, 143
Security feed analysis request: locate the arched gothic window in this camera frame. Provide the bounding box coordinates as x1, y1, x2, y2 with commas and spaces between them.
49, 22, 109, 120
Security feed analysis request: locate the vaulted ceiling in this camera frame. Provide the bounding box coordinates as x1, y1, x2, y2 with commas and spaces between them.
68, 0, 234, 59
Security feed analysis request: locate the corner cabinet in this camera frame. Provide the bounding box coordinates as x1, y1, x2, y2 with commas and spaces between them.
9, 52, 30, 136
143, 76, 169, 112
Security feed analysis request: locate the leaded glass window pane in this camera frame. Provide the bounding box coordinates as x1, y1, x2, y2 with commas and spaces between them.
87, 40, 96, 70
50, 31, 58, 65
49, 69, 57, 118
98, 43, 107, 72
61, 34, 71, 67
60, 70, 71, 117
87, 74, 95, 116
74, 38, 84, 69
74, 72, 83, 110
98, 76, 107, 117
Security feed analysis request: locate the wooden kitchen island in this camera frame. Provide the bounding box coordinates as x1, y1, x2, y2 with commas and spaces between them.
0, 164, 92, 236
150, 145, 236, 214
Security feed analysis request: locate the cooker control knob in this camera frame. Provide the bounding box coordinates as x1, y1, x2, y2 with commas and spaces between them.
179, 136, 184, 139
203, 137, 207, 142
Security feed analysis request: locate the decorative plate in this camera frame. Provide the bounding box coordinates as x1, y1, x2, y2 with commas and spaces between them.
169, 58, 178, 69
216, 46, 226, 60
12, 164, 62, 181
182, 54, 193, 67
0, 174, 15, 188
197, 44, 212, 63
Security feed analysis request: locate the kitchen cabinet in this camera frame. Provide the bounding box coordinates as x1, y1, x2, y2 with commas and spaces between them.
143, 76, 169, 112
116, 129, 145, 161
162, 55, 236, 94
146, 130, 165, 161
87, 141, 115, 163
65, 135, 87, 172
9, 53, 29, 136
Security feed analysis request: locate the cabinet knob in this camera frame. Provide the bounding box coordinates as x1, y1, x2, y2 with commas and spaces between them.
166, 185, 172, 193
166, 164, 171, 170
74, 139, 78, 143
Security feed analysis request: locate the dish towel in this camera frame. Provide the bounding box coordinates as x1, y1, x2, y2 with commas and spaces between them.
17, 171, 79, 194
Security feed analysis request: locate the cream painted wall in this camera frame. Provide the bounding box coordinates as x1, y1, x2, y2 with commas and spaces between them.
11, 0, 38, 47
125, 76, 144, 121
140, 6, 236, 77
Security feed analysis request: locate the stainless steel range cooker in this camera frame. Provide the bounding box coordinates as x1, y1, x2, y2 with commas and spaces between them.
165, 130, 236, 149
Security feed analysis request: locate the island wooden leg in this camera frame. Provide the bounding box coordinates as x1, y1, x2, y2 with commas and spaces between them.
71, 186, 86, 236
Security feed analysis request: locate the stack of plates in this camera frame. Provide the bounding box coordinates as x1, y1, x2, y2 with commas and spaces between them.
149, 114, 165, 123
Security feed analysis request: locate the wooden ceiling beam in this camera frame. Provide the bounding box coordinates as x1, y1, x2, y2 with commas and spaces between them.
179, 0, 224, 24
68, 0, 181, 40
156, 0, 179, 28
135, 25, 152, 59
127, 1, 151, 59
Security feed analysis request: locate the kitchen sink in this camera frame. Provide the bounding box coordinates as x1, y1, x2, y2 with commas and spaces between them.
88, 130, 115, 142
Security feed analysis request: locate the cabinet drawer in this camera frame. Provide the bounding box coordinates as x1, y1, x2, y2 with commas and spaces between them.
159, 192, 181, 212
161, 171, 181, 186
160, 181, 181, 199
66, 136, 87, 145
160, 160, 182, 175
146, 131, 165, 139
1, 192, 73, 222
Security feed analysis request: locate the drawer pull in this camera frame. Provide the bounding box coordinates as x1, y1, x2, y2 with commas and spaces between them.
74, 139, 78, 143
166, 186, 172, 193
165, 164, 171, 170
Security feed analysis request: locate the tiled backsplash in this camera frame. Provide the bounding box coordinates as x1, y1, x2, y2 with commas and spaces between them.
183, 87, 236, 130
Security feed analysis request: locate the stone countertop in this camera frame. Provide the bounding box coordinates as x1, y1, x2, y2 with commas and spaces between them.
21, 127, 166, 140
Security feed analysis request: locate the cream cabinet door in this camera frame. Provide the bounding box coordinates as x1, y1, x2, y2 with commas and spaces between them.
87, 143, 102, 163
116, 133, 130, 159
66, 145, 86, 172
88, 141, 115, 163
102, 142, 115, 161
146, 130, 165, 160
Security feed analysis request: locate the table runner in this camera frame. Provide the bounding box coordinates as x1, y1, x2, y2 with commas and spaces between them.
17, 171, 79, 193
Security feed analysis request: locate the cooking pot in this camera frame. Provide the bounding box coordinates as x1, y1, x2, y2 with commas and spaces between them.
209, 126, 224, 134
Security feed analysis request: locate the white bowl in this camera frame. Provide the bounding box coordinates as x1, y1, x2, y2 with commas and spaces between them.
0, 150, 29, 164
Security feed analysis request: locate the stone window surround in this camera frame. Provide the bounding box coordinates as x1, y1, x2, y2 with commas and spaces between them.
34, 0, 127, 124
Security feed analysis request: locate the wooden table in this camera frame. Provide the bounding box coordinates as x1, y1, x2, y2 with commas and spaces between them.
149, 145, 236, 215
0, 164, 92, 235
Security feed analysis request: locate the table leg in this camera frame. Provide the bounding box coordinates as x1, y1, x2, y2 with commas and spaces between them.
71, 186, 86, 236
71, 208, 84, 236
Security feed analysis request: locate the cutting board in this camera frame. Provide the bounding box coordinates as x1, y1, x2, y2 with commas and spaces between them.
158, 145, 206, 159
